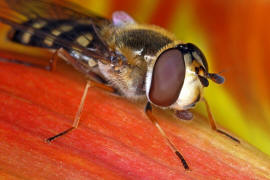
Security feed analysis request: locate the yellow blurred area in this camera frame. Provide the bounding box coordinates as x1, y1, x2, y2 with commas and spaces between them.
168, 0, 270, 155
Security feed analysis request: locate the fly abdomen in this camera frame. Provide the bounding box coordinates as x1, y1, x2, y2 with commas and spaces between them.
9, 18, 100, 51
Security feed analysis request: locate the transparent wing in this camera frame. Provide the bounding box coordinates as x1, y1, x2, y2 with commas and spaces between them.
0, 0, 114, 62
4, 0, 110, 25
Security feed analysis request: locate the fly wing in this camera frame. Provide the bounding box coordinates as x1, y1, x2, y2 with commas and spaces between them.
0, 0, 114, 62
4, 0, 110, 25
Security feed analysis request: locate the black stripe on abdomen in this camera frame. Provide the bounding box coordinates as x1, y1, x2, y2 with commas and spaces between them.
9, 18, 100, 50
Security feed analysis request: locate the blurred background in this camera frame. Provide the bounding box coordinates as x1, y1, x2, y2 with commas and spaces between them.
1, 0, 270, 156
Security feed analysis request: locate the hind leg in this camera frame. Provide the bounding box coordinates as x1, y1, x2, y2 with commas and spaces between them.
0, 48, 61, 71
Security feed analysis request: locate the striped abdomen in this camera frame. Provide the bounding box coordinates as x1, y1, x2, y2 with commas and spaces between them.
9, 18, 102, 50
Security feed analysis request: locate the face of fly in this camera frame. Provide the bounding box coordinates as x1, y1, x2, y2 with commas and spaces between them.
145, 43, 224, 110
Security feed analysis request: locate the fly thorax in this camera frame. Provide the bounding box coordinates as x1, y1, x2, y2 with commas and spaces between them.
98, 61, 145, 99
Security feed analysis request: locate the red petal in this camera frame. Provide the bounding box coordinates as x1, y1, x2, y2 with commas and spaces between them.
0, 53, 269, 179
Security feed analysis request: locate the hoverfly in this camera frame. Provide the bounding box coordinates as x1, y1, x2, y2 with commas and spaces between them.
0, 0, 239, 170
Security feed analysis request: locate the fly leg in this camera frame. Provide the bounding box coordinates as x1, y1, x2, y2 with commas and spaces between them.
202, 98, 240, 143
45, 49, 61, 71
145, 102, 190, 170
46, 79, 114, 142
46, 49, 115, 142
0, 48, 61, 71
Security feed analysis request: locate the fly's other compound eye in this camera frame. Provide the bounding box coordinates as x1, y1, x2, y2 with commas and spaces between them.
149, 49, 185, 107
186, 43, 208, 72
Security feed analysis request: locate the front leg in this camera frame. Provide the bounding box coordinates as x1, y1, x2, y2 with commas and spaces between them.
202, 98, 240, 143
174, 99, 240, 143
145, 102, 190, 170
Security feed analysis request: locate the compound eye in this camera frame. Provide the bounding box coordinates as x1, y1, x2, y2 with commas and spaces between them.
187, 43, 208, 72
149, 49, 186, 107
